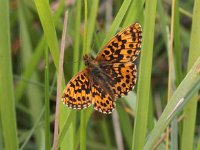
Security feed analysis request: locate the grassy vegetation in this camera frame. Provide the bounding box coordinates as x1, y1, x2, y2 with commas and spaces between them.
0, 0, 199, 150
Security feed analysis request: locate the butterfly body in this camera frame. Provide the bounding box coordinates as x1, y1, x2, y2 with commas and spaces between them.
62, 23, 142, 114
84, 54, 116, 102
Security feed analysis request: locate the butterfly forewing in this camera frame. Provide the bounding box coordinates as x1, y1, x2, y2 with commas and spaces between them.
99, 62, 137, 98
95, 23, 142, 63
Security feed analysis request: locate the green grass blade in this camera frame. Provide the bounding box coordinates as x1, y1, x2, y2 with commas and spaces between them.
80, 1, 99, 149
78, 0, 100, 149
197, 137, 200, 150
147, 93, 155, 132
174, 0, 182, 86
82, 0, 88, 56
122, 0, 145, 27
101, 119, 112, 150
179, 7, 193, 18
34, 0, 60, 68
101, 0, 132, 48
14, 36, 45, 101
131, 0, 157, 149
45, 47, 50, 150
157, 0, 168, 49
80, 0, 88, 149
0, 1, 19, 149
144, 57, 200, 149
87, 0, 99, 52
58, 111, 76, 147
181, 0, 200, 149
73, 0, 82, 74
117, 104, 133, 149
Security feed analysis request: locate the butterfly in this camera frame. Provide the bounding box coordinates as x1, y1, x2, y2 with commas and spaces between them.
62, 22, 142, 114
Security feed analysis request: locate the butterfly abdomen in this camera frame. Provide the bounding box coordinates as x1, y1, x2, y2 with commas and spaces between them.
89, 66, 116, 101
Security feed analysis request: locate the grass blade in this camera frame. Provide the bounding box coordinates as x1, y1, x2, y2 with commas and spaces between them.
0, 1, 19, 149
45, 46, 50, 149
80, 0, 88, 149
53, 11, 68, 150
14, 36, 45, 101
34, 0, 60, 68
122, 0, 145, 27
73, 0, 82, 74
131, 0, 157, 149
101, 0, 131, 47
144, 57, 200, 149
181, 0, 200, 149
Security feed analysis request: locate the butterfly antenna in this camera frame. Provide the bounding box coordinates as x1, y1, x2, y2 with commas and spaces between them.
90, 29, 101, 52
64, 60, 82, 64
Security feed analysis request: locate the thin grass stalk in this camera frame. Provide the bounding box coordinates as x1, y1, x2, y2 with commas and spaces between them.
171, 0, 181, 149
20, 108, 45, 150
62, 1, 83, 150
45, 47, 50, 149
53, 11, 68, 150
87, 0, 99, 52
174, 0, 182, 86
78, 1, 99, 148
166, 0, 178, 149
179, 7, 193, 19
112, 111, 124, 150
80, 0, 88, 149
20, 72, 57, 150
73, 0, 82, 74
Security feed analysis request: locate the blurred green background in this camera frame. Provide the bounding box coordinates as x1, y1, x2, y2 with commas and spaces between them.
0, 0, 200, 150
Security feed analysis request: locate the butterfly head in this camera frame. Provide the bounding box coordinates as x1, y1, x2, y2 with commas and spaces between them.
83, 54, 95, 67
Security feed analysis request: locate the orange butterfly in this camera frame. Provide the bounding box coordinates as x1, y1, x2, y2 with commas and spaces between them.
62, 23, 142, 114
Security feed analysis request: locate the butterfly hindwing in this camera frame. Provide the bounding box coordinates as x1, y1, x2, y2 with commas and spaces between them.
62, 70, 92, 109
91, 83, 116, 114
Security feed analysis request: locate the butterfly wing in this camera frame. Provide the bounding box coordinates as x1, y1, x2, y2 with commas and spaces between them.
95, 23, 142, 63
91, 82, 116, 114
99, 62, 137, 98
95, 23, 142, 98
62, 69, 92, 109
